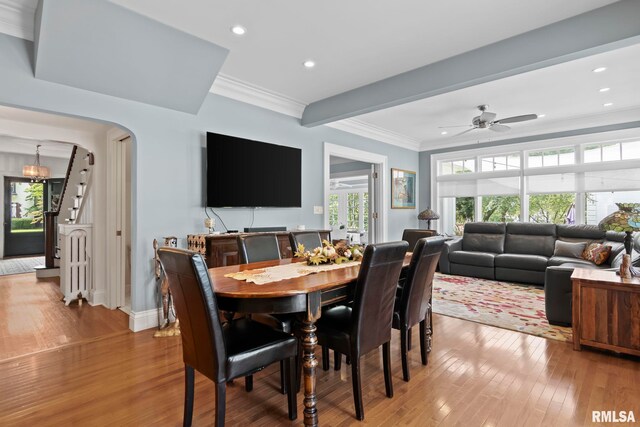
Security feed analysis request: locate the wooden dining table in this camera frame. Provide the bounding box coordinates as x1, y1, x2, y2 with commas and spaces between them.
208, 255, 411, 427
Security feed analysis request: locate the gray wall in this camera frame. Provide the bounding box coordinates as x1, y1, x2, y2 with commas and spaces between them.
0, 33, 418, 312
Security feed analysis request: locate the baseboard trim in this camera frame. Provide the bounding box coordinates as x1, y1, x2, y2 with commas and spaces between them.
34, 266, 59, 278
128, 308, 160, 332
90, 289, 106, 306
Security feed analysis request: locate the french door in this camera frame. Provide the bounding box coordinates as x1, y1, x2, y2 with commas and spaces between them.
3, 177, 49, 257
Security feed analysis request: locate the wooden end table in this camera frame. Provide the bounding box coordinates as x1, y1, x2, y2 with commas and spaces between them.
571, 268, 640, 356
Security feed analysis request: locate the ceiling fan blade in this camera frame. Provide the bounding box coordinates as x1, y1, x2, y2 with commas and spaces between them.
479, 111, 497, 122
453, 128, 476, 137
438, 125, 473, 129
494, 114, 538, 124
489, 124, 511, 132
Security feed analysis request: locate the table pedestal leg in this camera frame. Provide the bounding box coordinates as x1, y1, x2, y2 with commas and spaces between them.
301, 319, 319, 427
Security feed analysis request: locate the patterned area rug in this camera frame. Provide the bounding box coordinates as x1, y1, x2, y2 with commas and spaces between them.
432, 273, 572, 342
0, 256, 44, 276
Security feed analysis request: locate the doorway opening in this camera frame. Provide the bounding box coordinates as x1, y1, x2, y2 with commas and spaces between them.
323, 143, 388, 243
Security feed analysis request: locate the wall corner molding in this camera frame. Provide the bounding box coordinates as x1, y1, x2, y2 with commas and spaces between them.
129, 308, 160, 332
325, 118, 421, 152
211, 74, 306, 119
0, 0, 35, 41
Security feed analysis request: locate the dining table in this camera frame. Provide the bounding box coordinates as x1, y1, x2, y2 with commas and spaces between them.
208, 254, 412, 427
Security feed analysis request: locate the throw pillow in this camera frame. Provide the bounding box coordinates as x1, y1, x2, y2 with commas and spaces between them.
553, 240, 587, 259
581, 243, 612, 265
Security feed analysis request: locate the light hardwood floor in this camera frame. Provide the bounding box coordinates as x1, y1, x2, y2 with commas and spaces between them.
1, 273, 639, 426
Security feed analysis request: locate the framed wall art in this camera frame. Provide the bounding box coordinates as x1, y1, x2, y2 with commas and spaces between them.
391, 168, 416, 209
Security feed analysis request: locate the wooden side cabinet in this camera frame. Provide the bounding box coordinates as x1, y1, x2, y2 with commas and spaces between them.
188, 230, 331, 268
571, 268, 640, 356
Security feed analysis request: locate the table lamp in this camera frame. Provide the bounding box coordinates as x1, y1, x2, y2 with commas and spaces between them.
418, 208, 440, 230
598, 203, 640, 278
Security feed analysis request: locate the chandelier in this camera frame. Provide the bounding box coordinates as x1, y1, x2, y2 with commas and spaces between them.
22, 144, 50, 182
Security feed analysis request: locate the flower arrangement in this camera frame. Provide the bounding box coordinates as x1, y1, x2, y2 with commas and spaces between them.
294, 239, 364, 265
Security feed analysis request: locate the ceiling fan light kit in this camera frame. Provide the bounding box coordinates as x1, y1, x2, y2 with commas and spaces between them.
446, 105, 538, 137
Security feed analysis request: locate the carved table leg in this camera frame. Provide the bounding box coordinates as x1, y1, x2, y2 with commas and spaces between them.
302, 291, 321, 427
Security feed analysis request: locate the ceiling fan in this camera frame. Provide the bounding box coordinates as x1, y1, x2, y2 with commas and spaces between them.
441, 105, 538, 137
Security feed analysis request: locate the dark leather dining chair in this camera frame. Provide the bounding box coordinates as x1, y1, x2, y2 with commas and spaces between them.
316, 241, 409, 421
236, 233, 297, 393
157, 247, 297, 427
237, 234, 282, 263
401, 229, 436, 252
289, 231, 323, 254
393, 236, 445, 382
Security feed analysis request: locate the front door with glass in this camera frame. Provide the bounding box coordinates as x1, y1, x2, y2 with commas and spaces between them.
3, 177, 49, 257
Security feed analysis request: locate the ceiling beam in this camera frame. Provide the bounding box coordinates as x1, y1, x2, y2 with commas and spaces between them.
301, 0, 640, 127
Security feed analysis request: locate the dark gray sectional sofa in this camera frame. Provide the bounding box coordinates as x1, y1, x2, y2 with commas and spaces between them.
439, 222, 639, 326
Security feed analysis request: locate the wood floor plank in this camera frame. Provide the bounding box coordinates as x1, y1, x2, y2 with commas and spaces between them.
1, 274, 640, 426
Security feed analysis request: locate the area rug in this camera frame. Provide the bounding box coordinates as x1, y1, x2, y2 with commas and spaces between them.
0, 256, 44, 276
432, 273, 572, 342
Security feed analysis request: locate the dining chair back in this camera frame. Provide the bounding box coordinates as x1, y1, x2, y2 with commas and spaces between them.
158, 247, 298, 426
237, 234, 281, 263
401, 229, 436, 252
289, 231, 323, 254
393, 236, 445, 381
316, 240, 408, 420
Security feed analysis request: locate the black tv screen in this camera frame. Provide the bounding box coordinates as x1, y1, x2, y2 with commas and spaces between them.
206, 132, 302, 207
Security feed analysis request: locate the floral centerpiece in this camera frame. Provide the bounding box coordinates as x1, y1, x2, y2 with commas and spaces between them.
294, 239, 364, 265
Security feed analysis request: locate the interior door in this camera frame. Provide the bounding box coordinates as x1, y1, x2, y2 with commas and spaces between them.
3, 177, 48, 257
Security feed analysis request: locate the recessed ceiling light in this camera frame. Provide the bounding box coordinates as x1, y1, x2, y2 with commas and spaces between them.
592, 67, 607, 73
599, 87, 610, 92
303, 60, 316, 69
441, 131, 448, 135
230, 25, 246, 36
603, 102, 613, 107
538, 114, 546, 118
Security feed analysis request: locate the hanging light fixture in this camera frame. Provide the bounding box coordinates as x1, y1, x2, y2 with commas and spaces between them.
22, 144, 50, 182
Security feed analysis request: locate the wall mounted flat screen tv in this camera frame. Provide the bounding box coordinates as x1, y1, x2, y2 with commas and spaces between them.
206, 132, 302, 208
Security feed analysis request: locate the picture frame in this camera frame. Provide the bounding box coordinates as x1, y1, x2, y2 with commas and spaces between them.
391, 168, 416, 209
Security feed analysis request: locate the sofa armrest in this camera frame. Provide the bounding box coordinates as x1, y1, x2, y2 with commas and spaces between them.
439, 238, 462, 274
544, 265, 576, 326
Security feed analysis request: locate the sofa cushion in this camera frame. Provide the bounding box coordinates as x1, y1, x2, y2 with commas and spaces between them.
604, 240, 625, 261
462, 222, 505, 254
494, 253, 549, 271
449, 250, 496, 268
581, 243, 612, 265
553, 240, 586, 259
505, 223, 556, 257
547, 256, 596, 267
556, 224, 604, 241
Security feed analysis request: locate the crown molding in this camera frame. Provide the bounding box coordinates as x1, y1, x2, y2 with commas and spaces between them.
325, 118, 421, 152
0, 0, 35, 41
210, 74, 306, 119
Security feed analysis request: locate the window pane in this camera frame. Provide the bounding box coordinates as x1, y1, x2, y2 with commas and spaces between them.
440, 161, 452, 175
329, 194, 339, 226
622, 141, 640, 160
363, 192, 369, 232
558, 151, 574, 165
452, 160, 464, 174
494, 156, 507, 171
543, 152, 558, 167
481, 196, 520, 222
528, 153, 542, 168
602, 143, 620, 162
584, 145, 601, 163
585, 191, 640, 225
10, 182, 44, 233
528, 193, 576, 224
455, 197, 475, 235
507, 154, 520, 169
481, 158, 494, 172
464, 159, 475, 173
347, 193, 359, 230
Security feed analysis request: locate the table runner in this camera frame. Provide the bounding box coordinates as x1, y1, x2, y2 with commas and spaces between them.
224, 260, 361, 285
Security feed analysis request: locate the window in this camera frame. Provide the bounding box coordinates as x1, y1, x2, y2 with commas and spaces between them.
362, 192, 369, 232
527, 147, 574, 168
455, 197, 475, 235
529, 193, 576, 224
481, 196, 520, 222
481, 154, 519, 172
584, 191, 640, 225
439, 158, 475, 175
585, 141, 640, 163
10, 182, 44, 233
328, 194, 339, 227
347, 193, 360, 230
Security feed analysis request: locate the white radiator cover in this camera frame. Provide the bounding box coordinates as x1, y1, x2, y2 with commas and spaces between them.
59, 224, 93, 305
